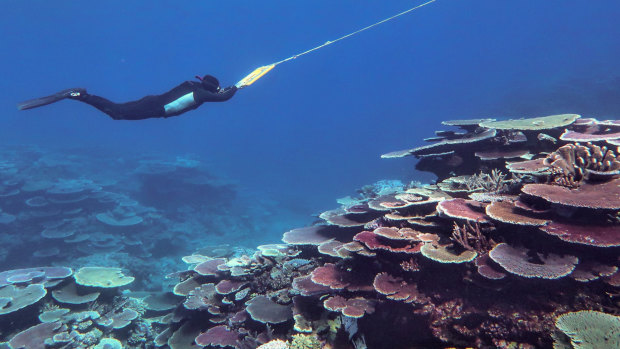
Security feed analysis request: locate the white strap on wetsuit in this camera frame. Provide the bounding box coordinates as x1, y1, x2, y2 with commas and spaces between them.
164, 92, 196, 115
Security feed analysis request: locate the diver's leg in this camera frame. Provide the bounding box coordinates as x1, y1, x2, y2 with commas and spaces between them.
77, 94, 165, 120
76, 94, 125, 120
111, 96, 167, 120
18, 88, 147, 120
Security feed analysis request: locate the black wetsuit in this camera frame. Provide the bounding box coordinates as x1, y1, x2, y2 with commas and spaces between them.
75, 81, 237, 120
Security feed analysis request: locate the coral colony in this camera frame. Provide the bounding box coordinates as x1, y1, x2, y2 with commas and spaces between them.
1, 114, 619, 348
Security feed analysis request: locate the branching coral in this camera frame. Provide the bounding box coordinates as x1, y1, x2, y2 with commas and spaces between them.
450, 221, 494, 254
400, 258, 421, 272
464, 169, 509, 193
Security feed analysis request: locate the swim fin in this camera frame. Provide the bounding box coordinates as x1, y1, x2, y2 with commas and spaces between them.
17, 88, 86, 110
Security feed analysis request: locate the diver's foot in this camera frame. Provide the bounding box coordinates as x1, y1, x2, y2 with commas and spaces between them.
18, 88, 88, 110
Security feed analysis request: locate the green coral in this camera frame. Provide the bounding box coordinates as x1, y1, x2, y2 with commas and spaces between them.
293, 314, 313, 333
290, 334, 322, 349
420, 243, 477, 263
74, 267, 134, 288
124, 296, 147, 316
77, 319, 94, 331
479, 114, 580, 131
554, 310, 620, 349
0, 284, 47, 315
328, 316, 341, 334
80, 328, 104, 346
38, 308, 70, 323
94, 338, 123, 349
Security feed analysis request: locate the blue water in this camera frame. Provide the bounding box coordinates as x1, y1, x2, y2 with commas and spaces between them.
1, 2, 619, 347
1, 0, 619, 235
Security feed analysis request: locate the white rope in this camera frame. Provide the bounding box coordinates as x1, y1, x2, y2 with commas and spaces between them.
272, 0, 438, 66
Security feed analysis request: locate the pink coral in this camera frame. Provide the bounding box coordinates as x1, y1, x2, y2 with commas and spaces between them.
323, 295, 375, 318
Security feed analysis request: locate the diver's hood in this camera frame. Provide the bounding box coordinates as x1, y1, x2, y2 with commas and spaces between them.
201, 75, 220, 92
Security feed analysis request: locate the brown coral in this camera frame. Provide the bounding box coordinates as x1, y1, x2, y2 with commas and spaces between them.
544, 143, 620, 187
451, 221, 494, 254
521, 179, 620, 210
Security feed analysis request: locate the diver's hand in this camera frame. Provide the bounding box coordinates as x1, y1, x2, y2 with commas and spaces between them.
202, 85, 237, 102
219, 85, 237, 94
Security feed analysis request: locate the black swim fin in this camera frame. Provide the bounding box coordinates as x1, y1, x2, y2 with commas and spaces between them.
17, 88, 86, 110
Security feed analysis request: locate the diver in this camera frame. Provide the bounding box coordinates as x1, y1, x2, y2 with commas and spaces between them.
17, 75, 237, 120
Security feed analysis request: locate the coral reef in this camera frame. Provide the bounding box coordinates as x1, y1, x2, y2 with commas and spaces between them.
1, 114, 619, 348
143, 115, 618, 348
0, 147, 293, 290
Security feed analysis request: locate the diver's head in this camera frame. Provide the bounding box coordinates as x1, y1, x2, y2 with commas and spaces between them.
201, 75, 220, 92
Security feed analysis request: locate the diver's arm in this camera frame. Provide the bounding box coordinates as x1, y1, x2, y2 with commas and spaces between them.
195, 86, 237, 103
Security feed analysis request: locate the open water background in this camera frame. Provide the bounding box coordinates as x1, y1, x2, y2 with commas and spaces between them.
1, 0, 619, 246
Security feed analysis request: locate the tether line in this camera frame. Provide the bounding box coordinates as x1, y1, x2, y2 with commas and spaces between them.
272, 0, 438, 66
235, 0, 438, 88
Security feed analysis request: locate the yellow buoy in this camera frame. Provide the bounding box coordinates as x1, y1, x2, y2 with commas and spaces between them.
235, 64, 276, 88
